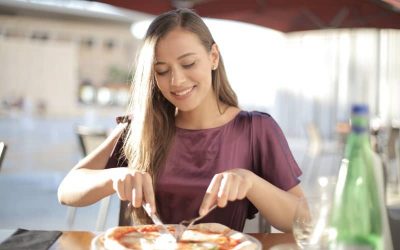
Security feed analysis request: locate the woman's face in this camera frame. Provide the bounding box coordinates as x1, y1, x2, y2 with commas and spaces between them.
154, 28, 219, 112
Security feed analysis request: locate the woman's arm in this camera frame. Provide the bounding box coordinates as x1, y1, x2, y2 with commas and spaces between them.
245, 172, 304, 232
199, 168, 304, 232
57, 123, 127, 206
58, 122, 157, 212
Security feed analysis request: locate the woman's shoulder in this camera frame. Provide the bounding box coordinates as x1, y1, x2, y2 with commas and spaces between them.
234, 110, 282, 136
236, 110, 273, 124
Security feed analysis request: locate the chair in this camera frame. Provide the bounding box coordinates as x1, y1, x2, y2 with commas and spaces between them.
301, 123, 342, 186
387, 127, 399, 161
66, 126, 110, 231
75, 126, 108, 156
385, 126, 400, 205
258, 215, 271, 233
0, 142, 7, 170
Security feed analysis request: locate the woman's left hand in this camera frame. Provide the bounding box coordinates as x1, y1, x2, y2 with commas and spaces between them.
199, 168, 254, 216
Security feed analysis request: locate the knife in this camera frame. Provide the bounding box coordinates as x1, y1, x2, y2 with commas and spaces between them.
142, 203, 177, 242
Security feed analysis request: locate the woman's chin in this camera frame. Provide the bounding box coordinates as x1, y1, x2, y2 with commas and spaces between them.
175, 105, 197, 112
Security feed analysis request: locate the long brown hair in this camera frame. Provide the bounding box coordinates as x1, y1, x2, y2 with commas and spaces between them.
123, 8, 238, 224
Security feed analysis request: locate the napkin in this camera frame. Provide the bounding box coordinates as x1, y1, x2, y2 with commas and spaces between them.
0, 228, 62, 250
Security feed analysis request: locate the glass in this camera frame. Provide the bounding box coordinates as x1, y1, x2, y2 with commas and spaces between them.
292, 196, 336, 249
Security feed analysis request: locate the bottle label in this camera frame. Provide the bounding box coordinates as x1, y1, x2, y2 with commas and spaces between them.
351, 126, 367, 133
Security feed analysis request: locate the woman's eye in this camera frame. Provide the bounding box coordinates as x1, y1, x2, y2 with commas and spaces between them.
182, 62, 195, 69
156, 70, 169, 76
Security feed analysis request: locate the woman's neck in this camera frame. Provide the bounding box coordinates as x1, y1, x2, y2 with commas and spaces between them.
175, 100, 239, 130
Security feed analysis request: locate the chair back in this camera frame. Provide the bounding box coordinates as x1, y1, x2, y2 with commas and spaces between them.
306, 123, 322, 157
68, 126, 109, 230
388, 127, 400, 160
75, 126, 108, 156
0, 142, 7, 169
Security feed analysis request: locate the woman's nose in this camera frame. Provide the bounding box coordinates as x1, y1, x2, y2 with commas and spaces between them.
170, 67, 186, 86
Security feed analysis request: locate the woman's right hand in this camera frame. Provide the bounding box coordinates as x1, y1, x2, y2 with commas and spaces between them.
112, 168, 156, 213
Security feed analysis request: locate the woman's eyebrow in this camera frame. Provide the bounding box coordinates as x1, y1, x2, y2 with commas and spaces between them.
155, 52, 196, 65
177, 52, 196, 60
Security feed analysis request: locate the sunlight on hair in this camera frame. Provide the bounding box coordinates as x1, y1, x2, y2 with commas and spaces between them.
125, 38, 156, 171
131, 19, 153, 40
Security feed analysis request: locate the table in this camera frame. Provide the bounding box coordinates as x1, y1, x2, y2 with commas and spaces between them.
0, 229, 295, 250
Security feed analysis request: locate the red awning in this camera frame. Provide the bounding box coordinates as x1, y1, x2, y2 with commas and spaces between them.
99, 0, 400, 32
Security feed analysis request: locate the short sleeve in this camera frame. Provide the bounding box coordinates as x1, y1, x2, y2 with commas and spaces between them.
104, 115, 130, 169
251, 112, 302, 189
247, 112, 302, 218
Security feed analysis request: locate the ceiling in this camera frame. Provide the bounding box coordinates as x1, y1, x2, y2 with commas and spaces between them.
98, 0, 400, 32
0, 0, 152, 25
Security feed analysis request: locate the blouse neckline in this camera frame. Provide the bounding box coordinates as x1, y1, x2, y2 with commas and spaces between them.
175, 110, 245, 133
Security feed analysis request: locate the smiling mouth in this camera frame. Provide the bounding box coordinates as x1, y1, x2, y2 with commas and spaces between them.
172, 86, 195, 97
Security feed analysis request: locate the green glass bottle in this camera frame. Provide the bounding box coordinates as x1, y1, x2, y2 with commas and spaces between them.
330, 104, 383, 250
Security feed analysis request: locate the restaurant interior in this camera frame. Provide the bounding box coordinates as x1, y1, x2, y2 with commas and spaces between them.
0, 0, 400, 249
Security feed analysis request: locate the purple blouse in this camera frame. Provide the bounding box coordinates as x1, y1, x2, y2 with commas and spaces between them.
106, 111, 302, 231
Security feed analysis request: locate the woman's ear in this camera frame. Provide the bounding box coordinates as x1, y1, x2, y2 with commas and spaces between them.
210, 43, 220, 69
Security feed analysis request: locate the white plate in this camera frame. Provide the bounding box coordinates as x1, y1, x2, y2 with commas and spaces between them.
91, 233, 106, 250
91, 224, 262, 250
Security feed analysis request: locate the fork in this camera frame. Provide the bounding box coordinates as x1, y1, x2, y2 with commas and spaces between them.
175, 204, 218, 241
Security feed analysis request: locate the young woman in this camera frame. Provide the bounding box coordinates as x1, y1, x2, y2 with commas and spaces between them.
58, 8, 303, 232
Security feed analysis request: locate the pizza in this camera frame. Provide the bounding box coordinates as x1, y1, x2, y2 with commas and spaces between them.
99, 223, 260, 250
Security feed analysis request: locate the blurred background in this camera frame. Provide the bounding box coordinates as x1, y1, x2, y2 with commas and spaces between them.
0, 0, 399, 236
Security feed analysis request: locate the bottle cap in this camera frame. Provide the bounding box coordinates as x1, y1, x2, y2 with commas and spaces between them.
351, 104, 369, 115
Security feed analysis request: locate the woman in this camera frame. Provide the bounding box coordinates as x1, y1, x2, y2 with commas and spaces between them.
58, 8, 303, 232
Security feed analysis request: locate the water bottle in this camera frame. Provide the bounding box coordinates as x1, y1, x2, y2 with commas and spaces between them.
329, 104, 384, 250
